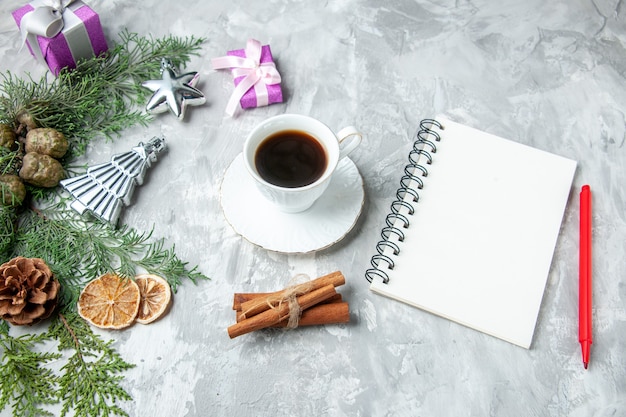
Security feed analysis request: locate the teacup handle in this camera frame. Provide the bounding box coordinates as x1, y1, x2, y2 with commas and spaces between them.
336, 126, 362, 160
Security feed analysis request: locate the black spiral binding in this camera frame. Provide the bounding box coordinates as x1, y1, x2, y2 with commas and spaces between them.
365, 119, 444, 283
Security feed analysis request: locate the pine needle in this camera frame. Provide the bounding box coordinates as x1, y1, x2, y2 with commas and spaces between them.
14, 197, 205, 305
0, 29, 205, 158
0, 325, 61, 417
0, 31, 209, 417
50, 313, 134, 417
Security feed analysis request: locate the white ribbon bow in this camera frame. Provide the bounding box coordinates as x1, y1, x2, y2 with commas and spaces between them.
211, 39, 282, 116
19, 0, 76, 45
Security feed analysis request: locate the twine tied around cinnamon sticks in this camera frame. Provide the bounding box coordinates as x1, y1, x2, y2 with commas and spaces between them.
239, 274, 313, 329
228, 271, 349, 338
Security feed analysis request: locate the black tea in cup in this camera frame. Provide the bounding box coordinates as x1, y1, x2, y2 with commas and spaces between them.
254, 130, 328, 188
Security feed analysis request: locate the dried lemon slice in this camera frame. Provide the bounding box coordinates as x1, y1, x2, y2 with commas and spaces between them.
77, 273, 140, 329
135, 274, 171, 324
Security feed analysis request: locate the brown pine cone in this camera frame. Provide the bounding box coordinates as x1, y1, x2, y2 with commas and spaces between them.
0, 123, 16, 149
25, 128, 69, 159
18, 152, 65, 188
0, 257, 60, 325
0, 174, 27, 206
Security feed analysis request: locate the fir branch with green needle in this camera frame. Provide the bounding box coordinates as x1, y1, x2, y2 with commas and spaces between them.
0, 325, 62, 417
50, 313, 134, 417
12, 197, 206, 304
0, 30, 210, 417
0, 206, 18, 259
0, 30, 204, 158
0, 145, 22, 175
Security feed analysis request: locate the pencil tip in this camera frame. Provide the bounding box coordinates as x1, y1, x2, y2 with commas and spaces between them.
584, 362, 588, 370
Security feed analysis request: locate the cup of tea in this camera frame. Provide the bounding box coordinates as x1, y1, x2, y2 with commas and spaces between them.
243, 114, 362, 213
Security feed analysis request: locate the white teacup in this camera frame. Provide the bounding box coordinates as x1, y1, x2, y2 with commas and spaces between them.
243, 114, 362, 213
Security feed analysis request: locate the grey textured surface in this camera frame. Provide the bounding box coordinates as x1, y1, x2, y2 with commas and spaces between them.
1, 1, 625, 416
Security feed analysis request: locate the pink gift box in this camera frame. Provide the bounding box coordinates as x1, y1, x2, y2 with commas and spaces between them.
12, 1, 108, 75
227, 44, 283, 109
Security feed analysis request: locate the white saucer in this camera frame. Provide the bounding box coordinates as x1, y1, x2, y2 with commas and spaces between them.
220, 154, 364, 253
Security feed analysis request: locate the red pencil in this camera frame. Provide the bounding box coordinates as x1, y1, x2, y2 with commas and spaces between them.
579, 185, 592, 369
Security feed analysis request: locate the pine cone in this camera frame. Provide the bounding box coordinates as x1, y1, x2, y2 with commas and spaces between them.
0, 123, 16, 149
25, 128, 69, 159
0, 174, 27, 207
0, 257, 60, 325
19, 152, 65, 188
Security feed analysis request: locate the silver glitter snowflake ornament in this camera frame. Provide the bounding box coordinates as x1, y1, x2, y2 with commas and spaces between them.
60, 137, 166, 226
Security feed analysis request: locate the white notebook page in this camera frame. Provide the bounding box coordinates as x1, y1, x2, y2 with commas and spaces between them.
369, 116, 577, 348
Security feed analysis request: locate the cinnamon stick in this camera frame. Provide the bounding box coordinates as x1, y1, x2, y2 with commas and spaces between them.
227, 284, 337, 339
234, 292, 343, 311
237, 271, 345, 318
237, 301, 350, 327
234, 294, 347, 326
233, 293, 270, 310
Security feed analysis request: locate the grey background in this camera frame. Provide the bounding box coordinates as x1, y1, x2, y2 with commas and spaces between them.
1, 0, 625, 416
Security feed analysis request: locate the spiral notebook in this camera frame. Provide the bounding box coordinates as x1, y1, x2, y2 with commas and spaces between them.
366, 116, 577, 349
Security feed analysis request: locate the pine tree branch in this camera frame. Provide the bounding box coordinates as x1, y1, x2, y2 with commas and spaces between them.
13, 198, 208, 301
0, 30, 205, 159
58, 313, 81, 360
0, 31, 209, 417
0, 326, 61, 417
50, 312, 134, 417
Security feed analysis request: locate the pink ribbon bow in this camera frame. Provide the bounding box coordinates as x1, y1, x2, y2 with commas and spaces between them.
211, 39, 281, 116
